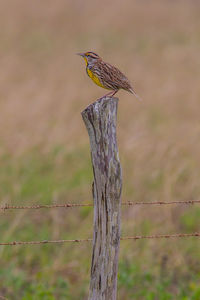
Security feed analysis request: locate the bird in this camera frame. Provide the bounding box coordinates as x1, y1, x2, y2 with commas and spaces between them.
77, 51, 141, 100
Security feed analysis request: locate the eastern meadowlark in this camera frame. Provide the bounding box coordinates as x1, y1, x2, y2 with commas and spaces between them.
77, 51, 141, 100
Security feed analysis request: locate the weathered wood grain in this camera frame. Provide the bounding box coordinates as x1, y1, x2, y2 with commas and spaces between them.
82, 96, 122, 300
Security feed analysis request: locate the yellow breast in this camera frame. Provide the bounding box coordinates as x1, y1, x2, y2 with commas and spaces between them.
86, 68, 108, 89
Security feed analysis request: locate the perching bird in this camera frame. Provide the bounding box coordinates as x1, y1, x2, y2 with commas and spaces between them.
77, 51, 141, 100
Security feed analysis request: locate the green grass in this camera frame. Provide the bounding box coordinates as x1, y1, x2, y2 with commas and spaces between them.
0, 146, 200, 299
118, 260, 200, 300
0, 146, 93, 299
0, 265, 70, 300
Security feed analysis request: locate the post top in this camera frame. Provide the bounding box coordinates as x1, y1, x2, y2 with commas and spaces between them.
81, 96, 119, 116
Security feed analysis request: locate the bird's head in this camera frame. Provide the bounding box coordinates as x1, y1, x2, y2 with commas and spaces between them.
77, 51, 100, 66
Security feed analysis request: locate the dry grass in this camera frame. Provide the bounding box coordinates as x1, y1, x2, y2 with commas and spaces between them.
0, 0, 200, 298
0, 0, 199, 153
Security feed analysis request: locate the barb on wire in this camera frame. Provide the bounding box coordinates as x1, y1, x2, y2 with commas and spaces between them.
0, 200, 200, 211
0, 233, 200, 246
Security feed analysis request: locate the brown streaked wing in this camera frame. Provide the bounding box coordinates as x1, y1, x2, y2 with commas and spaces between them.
91, 61, 133, 91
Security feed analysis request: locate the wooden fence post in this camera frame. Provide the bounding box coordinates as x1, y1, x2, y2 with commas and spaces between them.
82, 96, 122, 300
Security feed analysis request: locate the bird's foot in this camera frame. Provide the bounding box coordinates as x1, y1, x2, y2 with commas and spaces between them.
98, 90, 118, 100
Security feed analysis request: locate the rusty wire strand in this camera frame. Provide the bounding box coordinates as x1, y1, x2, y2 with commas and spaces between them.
0, 233, 200, 246
0, 200, 200, 210
0, 203, 92, 210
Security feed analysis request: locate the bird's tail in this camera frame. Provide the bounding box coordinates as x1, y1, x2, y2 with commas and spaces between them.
128, 87, 142, 101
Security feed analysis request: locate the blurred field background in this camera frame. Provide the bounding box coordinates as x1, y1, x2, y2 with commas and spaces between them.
0, 0, 200, 299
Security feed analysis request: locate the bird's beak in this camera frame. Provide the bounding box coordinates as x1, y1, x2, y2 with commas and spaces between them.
76, 53, 85, 57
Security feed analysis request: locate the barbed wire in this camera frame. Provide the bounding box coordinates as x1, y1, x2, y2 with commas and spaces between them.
0, 238, 92, 245
0, 200, 200, 211
0, 232, 200, 246
120, 232, 200, 240
123, 200, 200, 206
0, 203, 92, 210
